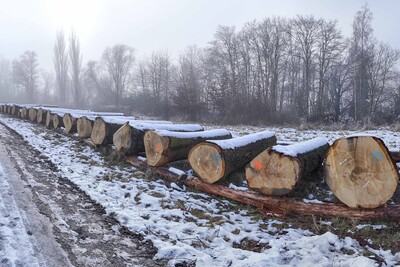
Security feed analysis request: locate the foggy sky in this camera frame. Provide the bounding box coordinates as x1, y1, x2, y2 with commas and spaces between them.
1, 0, 399, 70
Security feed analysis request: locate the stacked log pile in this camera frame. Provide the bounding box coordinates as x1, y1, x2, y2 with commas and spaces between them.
1, 103, 400, 221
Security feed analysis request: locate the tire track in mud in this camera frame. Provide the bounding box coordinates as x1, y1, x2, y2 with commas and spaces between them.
0, 122, 165, 267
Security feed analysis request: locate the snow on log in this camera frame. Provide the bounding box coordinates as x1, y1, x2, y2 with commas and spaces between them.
113, 122, 205, 155
188, 131, 277, 184
144, 129, 233, 166
325, 136, 399, 209
91, 117, 173, 146
246, 137, 329, 196
64, 112, 125, 134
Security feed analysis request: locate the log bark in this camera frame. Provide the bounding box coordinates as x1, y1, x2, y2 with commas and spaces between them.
246, 137, 329, 196
28, 108, 38, 122
77, 116, 94, 138
36, 108, 47, 124
324, 136, 399, 209
144, 129, 232, 166
52, 114, 64, 129
63, 113, 78, 133
113, 122, 204, 155
125, 156, 400, 222
390, 151, 400, 162
91, 117, 173, 146
188, 131, 277, 184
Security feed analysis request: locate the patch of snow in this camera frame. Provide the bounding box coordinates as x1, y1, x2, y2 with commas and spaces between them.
208, 130, 275, 149
356, 224, 387, 230
153, 129, 231, 139
168, 167, 185, 176
273, 137, 329, 157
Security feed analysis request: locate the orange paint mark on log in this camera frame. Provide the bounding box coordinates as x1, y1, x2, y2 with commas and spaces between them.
253, 160, 263, 171
155, 144, 163, 153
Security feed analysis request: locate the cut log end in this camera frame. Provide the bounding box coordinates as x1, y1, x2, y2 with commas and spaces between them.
325, 136, 399, 209
246, 150, 300, 195
45, 111, 52, 127
53, 115, 61, 129
63, 114, 76, 133
188, 143, 225, 184
113, 123, 132, 153
91, 118, 106, 145
144, 131, 170, 166
77, 117, 93, 138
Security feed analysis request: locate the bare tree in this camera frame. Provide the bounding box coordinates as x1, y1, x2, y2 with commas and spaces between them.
351, 4, 374, 121
0, 56, 13, 101
102, 44, 135, 107
40, 70, 54, 102
54, 30, 69, 105
69, 31, 83, 107
12, 50, 39, 102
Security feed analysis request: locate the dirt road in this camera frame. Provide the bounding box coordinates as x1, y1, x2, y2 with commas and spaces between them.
0, 123, 163, 267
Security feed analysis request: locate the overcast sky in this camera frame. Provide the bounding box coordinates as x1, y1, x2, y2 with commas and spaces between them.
0, 0, 399, 71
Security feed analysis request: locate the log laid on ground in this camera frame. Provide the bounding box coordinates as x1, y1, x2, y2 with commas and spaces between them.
390, 151, 400, 162
325, 135, 399, 209
76, 115, 135, 139
11, 104, 21, 116
144, 129, 232, 166
126, 156, 400, 222
188, 131, 277, 184
36, 108, 47, 123
91, 117, 173, 146
113, 122, 204, 155
63, 112, 125, 134
28, 108, 38, 121
246, 137, 329, 196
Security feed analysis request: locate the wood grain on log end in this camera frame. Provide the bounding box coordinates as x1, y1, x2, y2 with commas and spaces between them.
144, 131, 170, 167
45, 111, 52, 127
246, 149, 300, 195
77, 116, 93, 138
91, 117, 106, 145
113, 123, 132, 153
325, 136, 399, 209
28, 108, 38, 122
188, 143, 225, 184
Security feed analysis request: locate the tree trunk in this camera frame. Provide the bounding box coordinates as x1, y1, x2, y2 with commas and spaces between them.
77, 116, 95, 139
36, 108, 47, 124
246, 137, 329, 196
11, 105, 21, 116
144, 129, 232, 166
188, 131, 277, 184
45, 111, 53, 128
53, 114, 64, 129
63, 113, 78, 133
21, 107, 29, 119
126, 156, 400, 222
28, 108, 38, 122
113, 122, 205, 155
91, 117, 173, 146
325, 136, 399, 209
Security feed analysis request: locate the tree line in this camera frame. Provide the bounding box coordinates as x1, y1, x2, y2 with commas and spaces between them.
0, 5, 399, 125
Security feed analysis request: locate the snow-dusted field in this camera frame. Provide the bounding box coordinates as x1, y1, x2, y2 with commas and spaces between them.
0, 115, 399, 266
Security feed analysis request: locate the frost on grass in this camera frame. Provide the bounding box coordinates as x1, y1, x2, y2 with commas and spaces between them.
1, 116, 399, 266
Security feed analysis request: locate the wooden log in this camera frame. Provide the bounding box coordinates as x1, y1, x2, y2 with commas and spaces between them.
125, 156, 400, 222
77, 116, 94, 138
63, 112, 125, 134
21, 107, 29, 119
325, 136, 399, 209
390, 151, 400, 162
28, 108, 38, 122
188, 131, 277, 184
246, 137, 329, 196
144, 129, 232, 166
36, 108, 47, 124
91, 117, 173, 146
52, 113, 64, 129
11, 104, 21, 116
113, 122, 205, 155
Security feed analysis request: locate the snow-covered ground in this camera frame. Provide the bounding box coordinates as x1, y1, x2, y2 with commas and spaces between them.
0, 115, 399, 266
